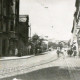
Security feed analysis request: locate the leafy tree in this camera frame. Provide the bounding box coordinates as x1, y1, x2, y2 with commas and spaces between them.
30, 34, 44, 55
32, 34, 39, 42
48, 42, 57, 49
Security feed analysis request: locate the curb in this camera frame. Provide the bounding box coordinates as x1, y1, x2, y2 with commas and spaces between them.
0, 55, 34, 61
0, 51, 51, 61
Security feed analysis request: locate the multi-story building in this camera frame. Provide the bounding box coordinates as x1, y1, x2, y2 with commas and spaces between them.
0, 0, 19, 56
71, 0, 80, 56
18, 15, 30, 56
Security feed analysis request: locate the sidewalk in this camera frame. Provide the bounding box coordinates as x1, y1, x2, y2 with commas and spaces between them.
0, 51, 50, 61
0, 55, 34, 61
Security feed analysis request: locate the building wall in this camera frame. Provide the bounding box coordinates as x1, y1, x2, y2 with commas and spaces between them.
0, 0, 19, 56
18, 15, 30, 56
71, 0, 80, 56
77, 30, 80, 56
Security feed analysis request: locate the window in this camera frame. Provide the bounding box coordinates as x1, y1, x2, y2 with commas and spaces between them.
10, 21, 14, 31
3, 8, 6, 16
3, 22, 6, 32
0, 0, 2, 15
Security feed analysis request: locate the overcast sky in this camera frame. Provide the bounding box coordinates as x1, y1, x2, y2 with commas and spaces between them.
20, 0, 76, 40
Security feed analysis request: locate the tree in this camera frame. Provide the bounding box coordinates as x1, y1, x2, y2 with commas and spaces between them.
32, 34, 39, 43
30, 34, 44, 55
48, 42, 57, 49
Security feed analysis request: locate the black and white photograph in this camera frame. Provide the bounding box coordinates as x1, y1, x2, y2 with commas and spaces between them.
0, 0, 80, 80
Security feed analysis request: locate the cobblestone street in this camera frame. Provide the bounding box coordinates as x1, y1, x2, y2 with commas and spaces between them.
0, 0, 80, 80
0, 51, 80, 80
0, 51, 57, 79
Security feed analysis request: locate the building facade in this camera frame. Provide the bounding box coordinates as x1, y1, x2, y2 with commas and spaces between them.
0, 0, 19, 56
18, 15, 30, 56
71, 0, 80, 56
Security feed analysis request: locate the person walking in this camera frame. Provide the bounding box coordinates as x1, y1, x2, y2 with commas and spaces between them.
72, 44, 77, 57
67, 47, 73, 57
57, 47, 60, 58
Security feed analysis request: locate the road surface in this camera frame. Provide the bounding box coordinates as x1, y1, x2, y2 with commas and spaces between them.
1, 50, 80, 80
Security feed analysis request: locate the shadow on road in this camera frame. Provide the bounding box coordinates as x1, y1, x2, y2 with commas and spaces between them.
1, 66, 72, 80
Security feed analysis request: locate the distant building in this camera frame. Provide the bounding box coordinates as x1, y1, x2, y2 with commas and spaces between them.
0, 0, 19, 56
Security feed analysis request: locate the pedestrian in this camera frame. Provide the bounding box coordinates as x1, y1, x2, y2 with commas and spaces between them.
70, 48, 73, 57
56, 47, 60, 58
72, 44, 77, 57
67, 48, 70, 56
67, 47, 73, 57
15, 48, 18, 56
61, 48, 65, 59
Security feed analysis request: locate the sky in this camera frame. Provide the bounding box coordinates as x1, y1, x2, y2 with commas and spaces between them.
20, 0, 76, 40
